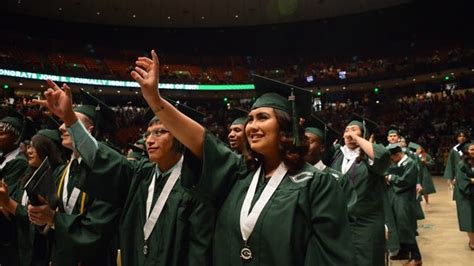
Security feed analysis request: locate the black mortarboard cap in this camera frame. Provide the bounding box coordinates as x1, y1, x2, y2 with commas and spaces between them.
458, 140, 473, 153
76, 90, 117, 139
228, 107, 248, 125
305, 115, 339, 148
348, 113, 379, 139
386, 143, 402, 154
0, 107, 35, 145
145, 97, 205, 124
251, 74, 313, 146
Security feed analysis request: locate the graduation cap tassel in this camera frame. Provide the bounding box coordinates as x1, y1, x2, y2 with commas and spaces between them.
289, 89, 300, 146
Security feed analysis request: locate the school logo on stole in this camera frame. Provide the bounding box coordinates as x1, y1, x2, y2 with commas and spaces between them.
289, 172, 314, 183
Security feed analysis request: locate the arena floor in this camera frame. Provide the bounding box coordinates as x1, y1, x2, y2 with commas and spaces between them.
390, 177, 474, 265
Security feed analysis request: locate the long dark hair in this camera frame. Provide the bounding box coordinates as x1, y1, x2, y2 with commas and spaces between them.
244, 108, 308, 174
21, 135, 65, 186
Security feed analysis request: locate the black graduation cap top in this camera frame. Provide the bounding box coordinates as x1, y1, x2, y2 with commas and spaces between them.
34, 114, 62, 144
386, 143, 402, 154
228, 107, 248, 125
348, 113, 378, 139
305, 115, 339, 147
76, 90, 117, 139
458, 140, 473, 153
251, 74, 312, 119
251, 74, 312, 146
0, 106, 35, 145
145, 97, 205, 124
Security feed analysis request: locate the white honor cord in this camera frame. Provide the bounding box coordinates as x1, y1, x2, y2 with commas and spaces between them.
21, 191, 28, 206
144, 156, 184, 242
240, 162, 288, 242
62, 160, 81, 214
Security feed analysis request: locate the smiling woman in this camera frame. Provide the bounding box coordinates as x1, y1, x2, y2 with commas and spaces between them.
126, 50, 355, 265
0, 128, 65, 266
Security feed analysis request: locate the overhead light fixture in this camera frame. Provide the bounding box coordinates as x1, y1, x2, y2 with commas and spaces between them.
58, 7, 62, 11
167, 16, 171, 20
98, 89, 102, 92
132, 14, 136, 18
117, 90, 121, 94
19, 82, 23, 86
96, 11, 101, 15
235, 14, 239, 18
201, 16, 205, 20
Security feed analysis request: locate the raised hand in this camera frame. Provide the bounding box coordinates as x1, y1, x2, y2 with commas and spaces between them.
32, 79, 77, 126
131, 50, 162, 107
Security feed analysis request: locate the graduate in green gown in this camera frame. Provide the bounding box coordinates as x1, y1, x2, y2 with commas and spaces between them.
0, 129, 65, 266
28, 83, 121, 265
413, 144, 436, 204
385, 143, 422, 265
38, 81, 214, 266
119, 50, 354, 265
444, 129, 469, 181
454, 140, 474, 250
0, 112, 31, 266
304, 117, 357, 212
323, 114, 392, 266
384, 126, 404, 256
444, 129, 470, 201
228, 108, 248, 154
402, 140, 425, 220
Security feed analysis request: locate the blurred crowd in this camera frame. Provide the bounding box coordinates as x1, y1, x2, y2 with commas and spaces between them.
2, 87, 472, 173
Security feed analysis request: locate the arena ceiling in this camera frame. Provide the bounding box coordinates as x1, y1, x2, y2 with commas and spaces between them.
6, 0, 411, 28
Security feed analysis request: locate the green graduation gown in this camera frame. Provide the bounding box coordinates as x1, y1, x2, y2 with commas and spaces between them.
325, 143, 391, 266
0, 150, 29, 266
443, 145, 463, 180
77, 143, 214, 266
50, 161, 121, 266
315, 162, 358, 214
420, 153, 436, 195
12, 171, 55, 266
404, 149, 425, 220
454, 162, 474, 232
387, 156, 418, 244
181, 131, 354, 266
383, 183, 400, 254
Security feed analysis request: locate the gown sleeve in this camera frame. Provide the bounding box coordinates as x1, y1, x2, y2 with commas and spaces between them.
389, 160, 418, 194
305, 171, 355, 265
367, 143, 391, 177
181, 130, 247, 207
443, 149, 456, 180
186, 197, 215, 266
455, 163, 474, 196
77, 143, 138, 206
